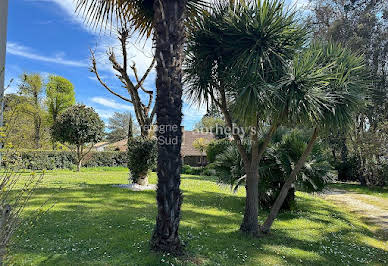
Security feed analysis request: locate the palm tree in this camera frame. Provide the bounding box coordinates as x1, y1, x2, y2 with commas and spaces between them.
75, 0, 207, 253
260, 42, 370, 233
185, 0, 307, 235
214, 128, 334, 209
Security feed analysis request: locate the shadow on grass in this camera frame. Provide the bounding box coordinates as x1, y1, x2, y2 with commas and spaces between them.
7, 184, 388, 265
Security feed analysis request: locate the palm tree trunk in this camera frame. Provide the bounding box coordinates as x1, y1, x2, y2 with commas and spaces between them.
240, 125, 260, 235
151, 0, 187, 254
261, 128, 319, 234
240, 166, 259, 235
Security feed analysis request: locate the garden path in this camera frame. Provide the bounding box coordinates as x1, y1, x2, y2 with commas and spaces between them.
323, 189, 388, 235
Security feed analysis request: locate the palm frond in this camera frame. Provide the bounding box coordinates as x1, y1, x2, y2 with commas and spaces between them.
184, 0, 307, 124
75, 0, 209, 37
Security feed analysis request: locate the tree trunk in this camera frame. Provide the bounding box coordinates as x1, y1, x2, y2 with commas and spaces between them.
150, 0, 187, 254
240, 168, 259, 235
76, 145, 82, 172
128, 115, 133, 140
261, 128, 319, 234
240, 126, 260, 235
34, 117, 41, 149
77, 160, 82, 172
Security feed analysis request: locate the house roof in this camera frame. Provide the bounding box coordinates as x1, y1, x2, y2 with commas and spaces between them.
110, 139, 128, 152
181, 131, 215, 157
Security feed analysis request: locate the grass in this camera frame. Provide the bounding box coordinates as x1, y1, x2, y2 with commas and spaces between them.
6, 168, 388, 265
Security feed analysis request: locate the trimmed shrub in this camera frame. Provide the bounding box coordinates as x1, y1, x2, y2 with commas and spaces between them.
127, 137, 157, 185
1, 150, 127, 170
181, 165, 202, 175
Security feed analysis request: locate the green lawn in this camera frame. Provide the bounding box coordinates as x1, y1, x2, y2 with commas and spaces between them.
7, 168, 388, 265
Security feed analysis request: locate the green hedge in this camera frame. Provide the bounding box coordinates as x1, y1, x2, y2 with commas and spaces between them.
2, 150, 128, 170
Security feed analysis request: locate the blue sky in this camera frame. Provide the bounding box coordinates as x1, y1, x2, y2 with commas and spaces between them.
4, 0, 307, 130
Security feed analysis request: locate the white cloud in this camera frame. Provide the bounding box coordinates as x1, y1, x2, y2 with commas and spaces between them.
94, 108, 115, 120
91, 97, 133, 111
7, 42, 88, 67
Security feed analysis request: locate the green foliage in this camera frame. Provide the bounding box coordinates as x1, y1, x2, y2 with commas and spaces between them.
46, 75, 75, 123
74, 0, 208, 38
127, 137, 157, 184
52, 104, 104, 146
3, 94, 50, 149
106, 112, 139, 142
192, 137, 209, 154
185, 0, 308, 124
2, 150, 128, 170
206, 139, 231, 164
215, 128, 334, 208
194, 116, 226, 139
181, 165, 202, 176
1, 150, 128, 170
309, 0, 388, 187
15, 73, 49, 149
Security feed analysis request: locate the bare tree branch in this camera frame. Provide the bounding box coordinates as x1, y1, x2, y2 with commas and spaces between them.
90, 50, 133, 103
90, 28, 156, 137
133, 57, 156, 91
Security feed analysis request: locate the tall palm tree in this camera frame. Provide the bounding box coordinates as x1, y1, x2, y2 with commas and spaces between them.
75, 0, 206, 253
185, 0, 307, 235
260, 42, 369, 233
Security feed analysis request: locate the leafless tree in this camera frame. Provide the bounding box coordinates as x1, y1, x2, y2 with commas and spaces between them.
90, 28, 156, 138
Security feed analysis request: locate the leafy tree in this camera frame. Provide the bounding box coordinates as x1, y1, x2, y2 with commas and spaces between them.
185, 0, 307, 235
2, 94, 51, 150
260, 42, 369, 233
106, 112, 139, 142
52, 105, 104, 171
46, 75, 76, 149
18, 73, 47, 149
75, 0, 207, 252
308, 0, 388, 186
194, 116, 226, 139
192, 137, 209, 168
46, 75, 75, 123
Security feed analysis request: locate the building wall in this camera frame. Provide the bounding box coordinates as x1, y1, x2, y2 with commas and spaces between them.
182, 156, 208, 167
